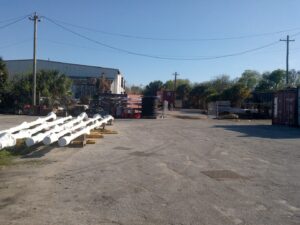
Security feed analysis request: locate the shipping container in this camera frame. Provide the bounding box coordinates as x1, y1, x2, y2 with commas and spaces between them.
272, 88, 299, 127
141, 96, 158, 119
299, 88, 300, 126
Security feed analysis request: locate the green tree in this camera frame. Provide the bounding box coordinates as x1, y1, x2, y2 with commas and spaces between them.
143, 80, 163, 96
268, 69, 285, 89
37, 70, 72, 105
0, 57, 8, 86
176, 83, 191, 100
1, 70, 72, 109
189, 83, 216, 109
221, 83, 251, 107
208, 75, 232, 93
238, 70, 260, 90
163, 79, 190, 90
288, 69, 300, 87
126, 85, 144, 94
0, 57, 9, 104
255, 69, 285, 91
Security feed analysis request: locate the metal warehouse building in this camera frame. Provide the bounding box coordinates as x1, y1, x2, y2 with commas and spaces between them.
4, 59, 125, 98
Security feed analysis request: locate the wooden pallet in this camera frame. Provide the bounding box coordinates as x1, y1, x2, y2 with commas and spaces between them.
70, 134, 87, 147
16, 139, 25, 147
93, 128, 118, 134
86, 132, 104, 139
98, 129, 118, 135
69, 129, 108, 147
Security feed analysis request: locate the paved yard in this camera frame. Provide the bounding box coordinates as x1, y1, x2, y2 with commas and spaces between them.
0, 115, 300, 225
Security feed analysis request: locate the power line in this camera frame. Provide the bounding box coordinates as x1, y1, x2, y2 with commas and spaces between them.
0, 39, 32, 49
39, 38, 211, 57
40, 38, 99, 50
291, 31, 300, 37
41, 38, 287, 58
205, 41, 280, 59
0, 14, 31, 23
0, 15, 29, 29
47, 17, 300, 41
44, 16, 280, 61
40, 38, 125, 55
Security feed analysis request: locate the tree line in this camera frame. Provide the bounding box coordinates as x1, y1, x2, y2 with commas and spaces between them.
127, 69, 300, 108
1, 56, 300, 111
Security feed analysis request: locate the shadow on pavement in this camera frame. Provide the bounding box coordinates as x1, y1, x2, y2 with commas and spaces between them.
21, 145, 57, 158
214, 124, 300, 139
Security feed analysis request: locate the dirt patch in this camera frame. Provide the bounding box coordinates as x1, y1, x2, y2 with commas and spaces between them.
0, 149, 53, 169
0, 150, 17, 167
0, 196, 17, 209
13, 159, 53, 167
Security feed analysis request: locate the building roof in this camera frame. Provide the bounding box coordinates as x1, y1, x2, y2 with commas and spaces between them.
4, 59, 121, 79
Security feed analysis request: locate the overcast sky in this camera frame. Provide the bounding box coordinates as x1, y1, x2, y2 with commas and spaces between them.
1, 0, 300, 85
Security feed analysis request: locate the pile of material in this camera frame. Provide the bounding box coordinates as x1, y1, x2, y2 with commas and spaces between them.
0, 112, 114, 149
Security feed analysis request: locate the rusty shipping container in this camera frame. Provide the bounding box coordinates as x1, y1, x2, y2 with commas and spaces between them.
272, 88, 299, 127
298, 88, 300, 126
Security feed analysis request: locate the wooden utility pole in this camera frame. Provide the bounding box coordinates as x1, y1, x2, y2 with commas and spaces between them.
280, 35, 295, 85
173, 72, 179, 109
173, 72, 179, 92
29, 12, 41, 106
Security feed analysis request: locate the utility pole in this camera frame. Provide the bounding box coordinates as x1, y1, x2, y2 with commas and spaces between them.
173, 72, 179, 109
280, 35, 295, 85
29, 12, 41, 106
173, 72, 179, 92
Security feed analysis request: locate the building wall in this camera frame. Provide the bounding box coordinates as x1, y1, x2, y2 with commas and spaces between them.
5, 59, 125, 96
109, 74, 125, 94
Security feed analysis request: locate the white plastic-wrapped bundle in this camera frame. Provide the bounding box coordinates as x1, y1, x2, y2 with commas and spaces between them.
0, 112, 56, 136
25, 116, 73, 147
43, 112, 88, 145
58, 114, 104, 147
0, 112, 57, 150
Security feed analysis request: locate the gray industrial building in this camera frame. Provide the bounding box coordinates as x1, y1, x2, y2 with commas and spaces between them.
4, 59, 125, 98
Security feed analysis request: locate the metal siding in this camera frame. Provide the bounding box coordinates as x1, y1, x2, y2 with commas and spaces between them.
273, 97, 278, 118
5, 59, 124, 96
272, 89, 298, 126
5, 60, 33, 76
5, 59, 119, 79
298, 88, 300, 126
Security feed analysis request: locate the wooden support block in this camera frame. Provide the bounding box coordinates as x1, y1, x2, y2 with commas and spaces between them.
89, 130, 104, 136
86, 140, 96, 144
90, 131, 101, 135
70, 134, 86, 147
16, 139, 25, 146
71, 141, 82, 145
86, 134, 103, 139
92, 128, 118, 134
